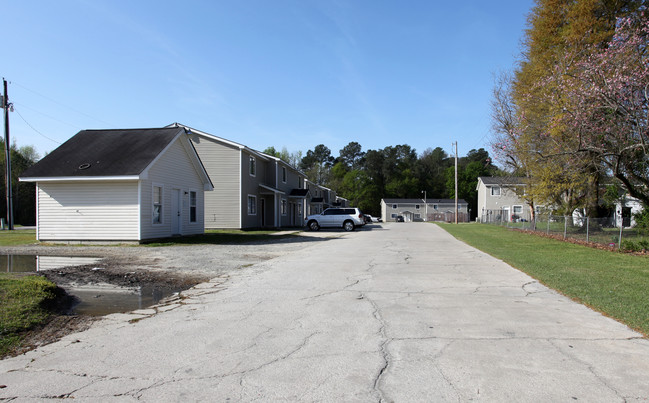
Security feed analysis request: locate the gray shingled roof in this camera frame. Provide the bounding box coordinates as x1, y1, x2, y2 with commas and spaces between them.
383, 198, 467, 204
21, 128, 184, 178
478, 176, 527, 185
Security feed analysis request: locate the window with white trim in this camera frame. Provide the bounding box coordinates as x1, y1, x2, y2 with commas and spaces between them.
415, 213, 421, 219
416, 204, 420, 210
189, 191, 197, 223
249, 156, 256, 177
491, 186, 501, 196
391, 213, 397, 218
513, 205, 523, 214
392, 204, 397, 209
433, 204, 438, 210
153, 185, 163, 224
248, 195, 257, 215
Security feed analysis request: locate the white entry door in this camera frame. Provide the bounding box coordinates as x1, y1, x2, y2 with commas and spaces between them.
171, 189, 181, 235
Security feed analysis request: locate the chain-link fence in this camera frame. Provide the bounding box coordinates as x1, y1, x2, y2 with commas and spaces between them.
479, 210, 648, 251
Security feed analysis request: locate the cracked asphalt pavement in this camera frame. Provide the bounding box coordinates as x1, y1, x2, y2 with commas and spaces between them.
2, 223, 649, 401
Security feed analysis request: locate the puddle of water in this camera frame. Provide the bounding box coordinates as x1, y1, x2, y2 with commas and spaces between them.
1, 254, 182, 316
68, 284, 180, 316
0, 255, 102, 272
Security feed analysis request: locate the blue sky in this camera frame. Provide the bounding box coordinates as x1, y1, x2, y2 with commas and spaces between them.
3, 0, 534, 160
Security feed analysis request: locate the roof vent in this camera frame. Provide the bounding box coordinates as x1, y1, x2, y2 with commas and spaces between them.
78, 163, 91, 170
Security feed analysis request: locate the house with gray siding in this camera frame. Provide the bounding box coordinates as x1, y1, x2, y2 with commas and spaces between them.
305, 181, 340, 216
476, 176, 644, 227
380, 198, 469, 222
171, 123, 307, 229
19, 127, 213, 242
476, 177, 530, 223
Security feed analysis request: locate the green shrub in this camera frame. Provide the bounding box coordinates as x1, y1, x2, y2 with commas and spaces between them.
638, 239, 649, 251
622, 240, 641, 252
634, 209, 649, 236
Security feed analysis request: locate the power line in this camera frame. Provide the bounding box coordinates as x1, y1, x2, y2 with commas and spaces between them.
14, 108, 62, 145
13, 102, 82, 130
11, 81, 116, 127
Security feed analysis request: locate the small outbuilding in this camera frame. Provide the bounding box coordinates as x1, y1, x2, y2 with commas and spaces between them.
20, 127, 213, 242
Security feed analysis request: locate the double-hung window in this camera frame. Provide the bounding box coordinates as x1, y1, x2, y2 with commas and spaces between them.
153, 185, 163, 224
491, 186, 501, 196
281, 199, 287, 215
282, 167, 287, 183
249, 156, 256, 177
248, 195, 257, 215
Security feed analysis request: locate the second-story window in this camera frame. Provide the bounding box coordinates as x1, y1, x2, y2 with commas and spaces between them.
282, 167, 287, 183
249, 156, 256, 177
491, 186, 501, 196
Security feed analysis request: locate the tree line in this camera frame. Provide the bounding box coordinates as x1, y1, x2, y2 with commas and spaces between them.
490, 0, 647, 219
0, 142, 39, 226
265, 143, 499, 218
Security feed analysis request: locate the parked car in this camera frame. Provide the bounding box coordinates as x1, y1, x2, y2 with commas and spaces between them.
305, 207, 366, 231
363, 214, 372, 224
364, 214, 380, 223
396, 215, 404, 222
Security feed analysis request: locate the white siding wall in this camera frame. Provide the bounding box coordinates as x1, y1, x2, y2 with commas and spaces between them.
191, 135, 240, 229
140, 138, 207, 239
37, 181, 139, 241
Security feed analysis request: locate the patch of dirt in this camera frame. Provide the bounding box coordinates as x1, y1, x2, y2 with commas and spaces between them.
8, 315, 97, 358
40, 260, 210, 291
511, 228, 648, 255
3, 258, 211, 360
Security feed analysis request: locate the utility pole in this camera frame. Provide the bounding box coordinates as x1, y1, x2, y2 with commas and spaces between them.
421, 190, 427, 222
453, 141, 458, 224
2, 79, 13, 230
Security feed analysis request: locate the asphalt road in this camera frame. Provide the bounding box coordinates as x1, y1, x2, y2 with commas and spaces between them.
1, 223, 648, 401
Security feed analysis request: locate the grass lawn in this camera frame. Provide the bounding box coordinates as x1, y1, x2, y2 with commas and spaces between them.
0, 230, 38, 246
437, 223, 649, 336
0, 273, 63, 357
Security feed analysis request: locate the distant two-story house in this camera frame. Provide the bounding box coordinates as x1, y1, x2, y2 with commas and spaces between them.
380, 198, 469, 223
477, 176, 645, 228
476, 177, 530, 223
305, 181, 339, 216
170, 123, 307, 229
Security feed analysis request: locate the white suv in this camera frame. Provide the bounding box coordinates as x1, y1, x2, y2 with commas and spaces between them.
305, 208, 365, 231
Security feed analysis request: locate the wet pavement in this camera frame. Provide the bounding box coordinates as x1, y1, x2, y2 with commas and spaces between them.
1, 223, 648, 401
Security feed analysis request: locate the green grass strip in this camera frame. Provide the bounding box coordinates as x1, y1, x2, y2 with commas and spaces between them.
0, 230, 38, 246
0, 274, 62, 356
437, 223, 649, 336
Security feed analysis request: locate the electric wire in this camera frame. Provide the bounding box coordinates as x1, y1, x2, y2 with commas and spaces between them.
14, 108, 63, 145
11, 81, 116, 127
13, 102, 82, 130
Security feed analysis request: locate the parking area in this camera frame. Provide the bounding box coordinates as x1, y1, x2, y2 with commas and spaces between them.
1, 223, 648, 401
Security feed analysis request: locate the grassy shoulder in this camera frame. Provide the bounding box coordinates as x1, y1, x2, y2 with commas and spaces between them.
0, 273, 65, 357
0, 230, 38, 246
437, 223, 649, 336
